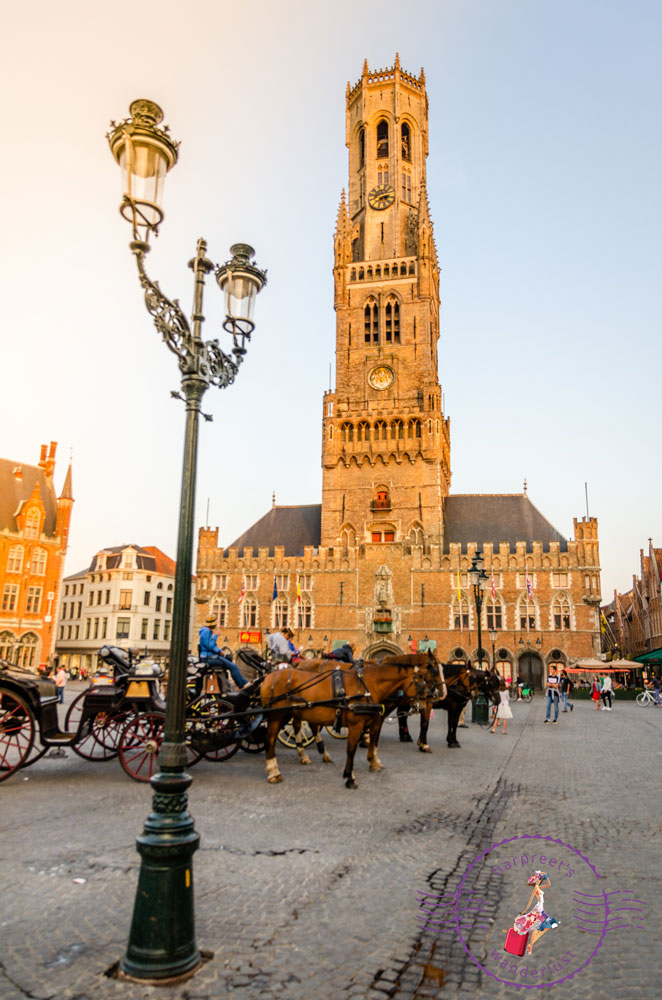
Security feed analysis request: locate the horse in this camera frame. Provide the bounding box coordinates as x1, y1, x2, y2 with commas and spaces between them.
396, 665, 501, 750
259, 650, 444, 788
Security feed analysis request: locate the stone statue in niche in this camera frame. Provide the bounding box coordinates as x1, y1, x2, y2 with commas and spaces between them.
374, 566, 394, 608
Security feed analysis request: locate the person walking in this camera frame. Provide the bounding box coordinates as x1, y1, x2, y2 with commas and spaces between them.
490, 680, 513, 734
543, 664, 560, 724
559, 669, 574, 713
54, 662, 68, 704
590, 675, 602, 710
199, 614, 248, 688
601, 673, 613, 710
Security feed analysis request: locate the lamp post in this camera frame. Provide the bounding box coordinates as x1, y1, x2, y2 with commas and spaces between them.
468, 551, 489, 670
107, 100, 266, 982
489, 627, 497, 672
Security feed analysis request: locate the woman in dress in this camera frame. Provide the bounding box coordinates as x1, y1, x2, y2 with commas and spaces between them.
512, 871, 559, 954
490, 679, 513, 734
591, 674, 602, 711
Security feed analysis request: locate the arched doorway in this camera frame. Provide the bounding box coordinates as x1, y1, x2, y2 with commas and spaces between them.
363, 641, 403, 662
519, 652, 544, 691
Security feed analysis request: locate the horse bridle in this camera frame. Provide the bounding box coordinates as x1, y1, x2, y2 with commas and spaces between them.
410, 658, 447, 709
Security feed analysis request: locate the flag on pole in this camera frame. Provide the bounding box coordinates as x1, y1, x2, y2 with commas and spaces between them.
526, 574, 533, 601
272, 575, 278, 602
297, 578, 301, 603
238, 575, 246, 604
456, 570, 461, 602
600, 612, 608, 634
491, 573, 496, 601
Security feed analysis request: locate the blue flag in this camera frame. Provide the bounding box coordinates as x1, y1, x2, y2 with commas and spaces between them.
272, 575, 278, 601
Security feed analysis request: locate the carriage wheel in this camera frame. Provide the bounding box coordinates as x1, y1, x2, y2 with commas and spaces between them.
277, 720, 315, 749
65, 691, 130, 761
186, 695, 240, 763
19, 742, 49, 769
0, 688, 35, 782
324, 725, 348, 740
239, 724, 267, 754
119, 712, 164, 782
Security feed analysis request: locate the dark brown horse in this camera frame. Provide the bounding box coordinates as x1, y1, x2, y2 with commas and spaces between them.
259, 651, 444, 788
397, 665, 500, 750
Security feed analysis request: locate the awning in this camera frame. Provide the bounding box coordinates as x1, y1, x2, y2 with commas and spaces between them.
566, 667, 631, 673
633, 648, 662, 663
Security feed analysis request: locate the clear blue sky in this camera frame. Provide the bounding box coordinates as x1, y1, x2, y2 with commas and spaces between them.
1, 0, 659, 599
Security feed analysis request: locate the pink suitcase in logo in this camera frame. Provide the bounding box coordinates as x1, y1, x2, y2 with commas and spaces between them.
504, 928, 529, 956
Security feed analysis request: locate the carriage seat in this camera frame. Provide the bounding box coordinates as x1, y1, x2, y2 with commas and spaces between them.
131, 663, 163, 679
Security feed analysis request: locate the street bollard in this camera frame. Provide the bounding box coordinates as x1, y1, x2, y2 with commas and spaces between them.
472, 692, 488, 725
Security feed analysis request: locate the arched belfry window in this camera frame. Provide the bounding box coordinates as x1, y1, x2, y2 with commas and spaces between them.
358, 126, 365, 167
401, 122, 411, 161
385, 298, 400, 344
376, 119, 389, 159
364, 301, 379, 343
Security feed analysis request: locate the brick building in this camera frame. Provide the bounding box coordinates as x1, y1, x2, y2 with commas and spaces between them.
55, 543, 194, 675
0, 441, 73, 668
195, 58, 602, 690
601, 539, 662, 669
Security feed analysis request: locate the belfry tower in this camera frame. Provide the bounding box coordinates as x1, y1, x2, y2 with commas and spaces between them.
321, 56, 451, 550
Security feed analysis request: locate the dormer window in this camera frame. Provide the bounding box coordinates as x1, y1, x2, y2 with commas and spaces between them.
376, 119, 389, 158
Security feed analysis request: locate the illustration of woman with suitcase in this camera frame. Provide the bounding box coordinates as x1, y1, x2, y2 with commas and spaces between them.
506, 871, 559, 955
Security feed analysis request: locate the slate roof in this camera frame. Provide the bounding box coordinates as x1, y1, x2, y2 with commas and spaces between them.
228, 505, 322, 557
443, 494, 568, 552
0, 458, 58, 536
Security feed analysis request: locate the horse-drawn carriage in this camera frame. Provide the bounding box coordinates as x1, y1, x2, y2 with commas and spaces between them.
1, 646, 499, 787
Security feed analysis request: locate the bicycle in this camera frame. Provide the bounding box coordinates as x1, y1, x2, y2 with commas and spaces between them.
636, 689, 661, 707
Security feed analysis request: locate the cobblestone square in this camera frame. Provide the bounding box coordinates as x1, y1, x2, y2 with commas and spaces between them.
0, 690, 658, 999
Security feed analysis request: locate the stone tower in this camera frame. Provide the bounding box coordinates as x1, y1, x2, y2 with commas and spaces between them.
321, 55, 451, 550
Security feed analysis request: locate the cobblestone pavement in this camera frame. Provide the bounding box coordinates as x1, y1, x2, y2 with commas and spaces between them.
0, 688, 658, 999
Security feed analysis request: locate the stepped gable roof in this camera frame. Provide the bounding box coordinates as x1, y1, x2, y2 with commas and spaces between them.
0, 458, 58, 536
228, 505, 322, 557
443, 494, 568, 552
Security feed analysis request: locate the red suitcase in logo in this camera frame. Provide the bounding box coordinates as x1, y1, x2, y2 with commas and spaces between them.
504, 928, 529, 956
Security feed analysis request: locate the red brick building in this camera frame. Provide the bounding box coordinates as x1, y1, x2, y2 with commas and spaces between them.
0, 442, 73, 668
195, 60, 602, 690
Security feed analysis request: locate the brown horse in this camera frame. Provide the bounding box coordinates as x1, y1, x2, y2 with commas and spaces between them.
259, 651, 444, 788
397, 665, 501, 750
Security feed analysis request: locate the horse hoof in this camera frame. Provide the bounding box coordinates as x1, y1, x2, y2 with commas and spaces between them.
267, 774, 283, 783
322, 753, 333, 763
399, 733, 413, 743
345, 779, 358, 789
447, 742, 461, 749
369, 763, 384, 772
300, 755, 311, 765
418, 744, 432, 753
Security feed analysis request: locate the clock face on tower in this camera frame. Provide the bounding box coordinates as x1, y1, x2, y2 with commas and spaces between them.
368, 365, 395, 390
368, 184, 395, 211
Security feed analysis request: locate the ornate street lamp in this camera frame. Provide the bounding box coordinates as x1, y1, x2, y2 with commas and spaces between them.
107, 100, 266, 983
468, 551, 489, 671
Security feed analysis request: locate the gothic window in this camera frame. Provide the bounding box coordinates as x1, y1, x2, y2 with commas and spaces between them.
273, 597, 289, 629
408, 419, 421, 439
374, 489, 390, 509
367, 266, 373, 279
7, 546, 23, 573
211, 597, 227, 628
486, 599, 503, 630
241, 596, 258, 629
358, 267, 364, 279
385, 299, 400, 343
341, 422, 354, 443
400, 262, 406, 275
350, 268, 356, 281
401, 122, 411, 161
32, 548, 47, 575
16, 632, 38, 668
376, 119, 389, 158
401, 169, 412, 202
341, 526, 356, 551
408, 261, 415, 274
378, 164, 389, 186
518, 595, 537, 630
409, 524, 424, 546
374, 420, 387, 441
390, 419, 404, 440
24, 507, 41, 539
383, 264, 390, 277
358, 126, 365, 167
453, 596, 470, 630
553, 596, 571, 630
375, 266, 381, 278
357, 421, 370, 442
0, 631, 15, 660
297, 595, 312, 629
364, 302, 379, 343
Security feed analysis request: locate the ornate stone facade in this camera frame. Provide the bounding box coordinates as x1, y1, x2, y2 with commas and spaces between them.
195, 59, 602, 689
